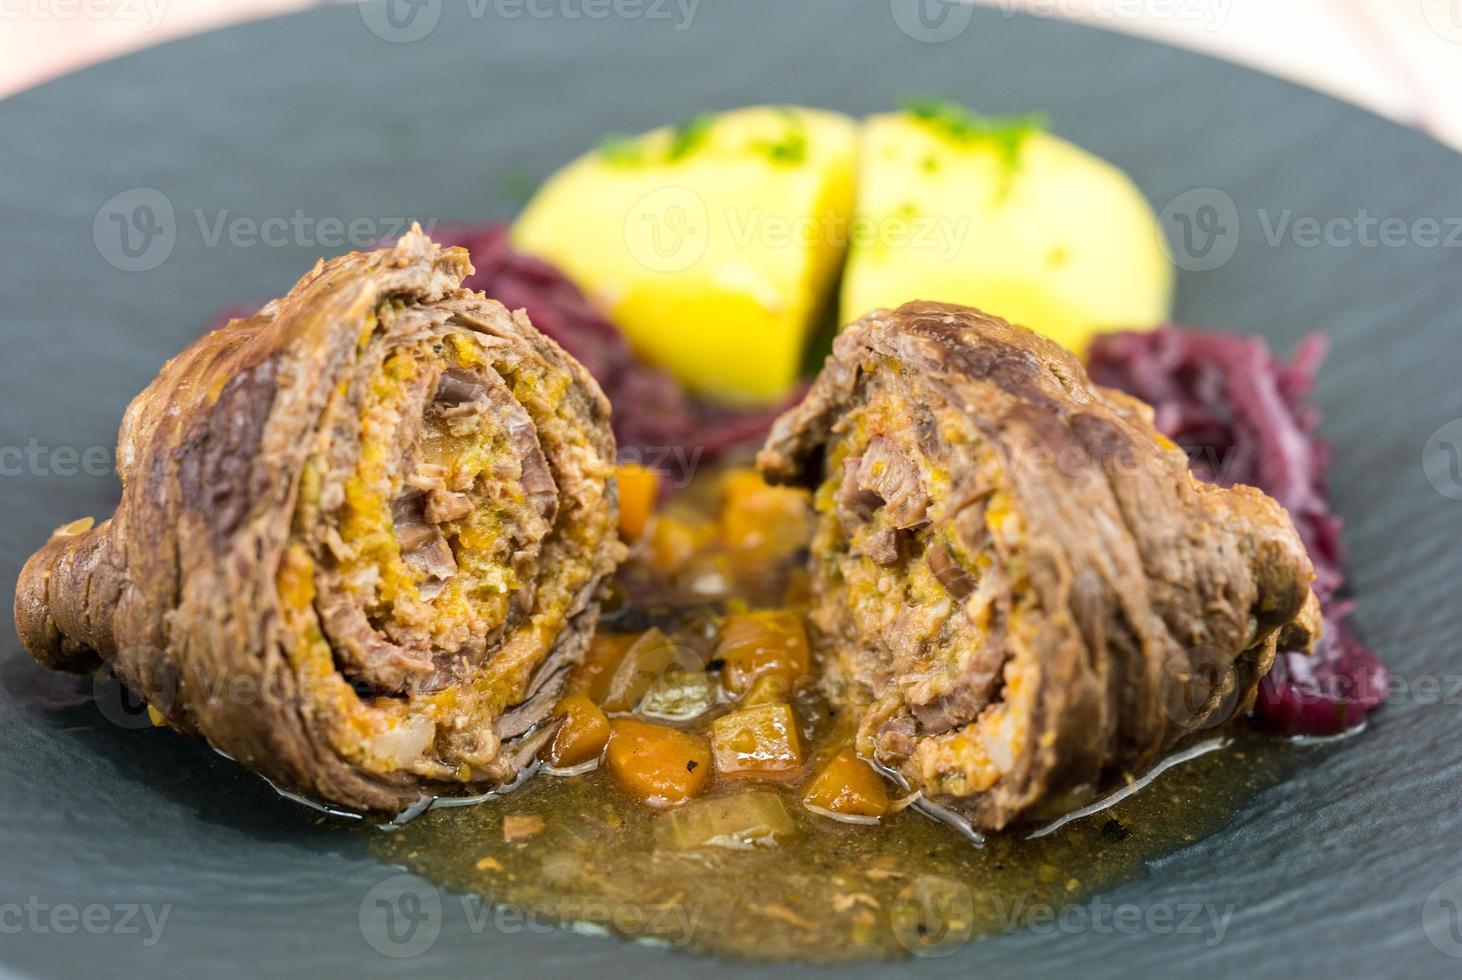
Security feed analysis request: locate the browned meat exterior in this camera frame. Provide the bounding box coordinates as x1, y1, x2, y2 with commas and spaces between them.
758, 302, 1321, 831
14, 229, 624, 812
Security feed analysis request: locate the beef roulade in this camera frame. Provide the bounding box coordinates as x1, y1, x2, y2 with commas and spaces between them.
758, 302, 1321, 831
14, 229, 624, 812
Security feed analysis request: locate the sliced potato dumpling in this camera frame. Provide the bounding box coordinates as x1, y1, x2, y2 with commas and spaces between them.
840, 103, 1173, 353
514, 105, 858, 404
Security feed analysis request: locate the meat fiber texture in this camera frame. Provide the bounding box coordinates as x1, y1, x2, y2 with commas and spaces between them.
759, 302, 1321, 831
14, 229, 624, 812
1088, 327, 1387, 735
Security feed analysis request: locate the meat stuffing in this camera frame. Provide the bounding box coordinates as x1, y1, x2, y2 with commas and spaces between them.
13, 229, 625, 812
758, 302, 1321, 830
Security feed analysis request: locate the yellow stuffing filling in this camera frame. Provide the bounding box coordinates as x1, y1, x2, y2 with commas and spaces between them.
813, 368, 1030, 802
273, 314, 617, 782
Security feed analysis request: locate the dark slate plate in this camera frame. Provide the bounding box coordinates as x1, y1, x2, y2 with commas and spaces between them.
1, 1, 1459, 977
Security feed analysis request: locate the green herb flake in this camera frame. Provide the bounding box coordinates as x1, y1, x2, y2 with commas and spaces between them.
753, 126, 808, 166
597, 133, 645, 167
901, 97, 1045, 172
748, 108, 809, 165
666, 113, 718, 162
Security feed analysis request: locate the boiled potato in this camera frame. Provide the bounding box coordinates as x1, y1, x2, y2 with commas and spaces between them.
514, 106, 857, 404
840, 103, 1173, 353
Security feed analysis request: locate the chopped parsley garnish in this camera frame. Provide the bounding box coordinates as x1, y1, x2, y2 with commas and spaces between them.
749, 108, 809, 165
754, 128, 812, 165
667, 113, 718, 161
901, 96, 1046, 171
598, 113, 719, 166
597, 133, 645, 166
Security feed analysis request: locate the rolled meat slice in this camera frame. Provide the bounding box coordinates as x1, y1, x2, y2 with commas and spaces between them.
758, 302, 1321, 831
14, 229, 624, 812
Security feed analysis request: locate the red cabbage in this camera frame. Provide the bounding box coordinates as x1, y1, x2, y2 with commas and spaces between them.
1088, 327, 1387, 735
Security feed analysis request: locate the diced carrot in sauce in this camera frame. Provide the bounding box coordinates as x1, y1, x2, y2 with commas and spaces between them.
566, 631, 638, 704
647, 515, 713, 574
604, 718, 713, 808
615, 463, 660, 542
718, 469, 813, 555
802, 748, 891, 819
710, 703, 803, 777
549, 694, 611, 767
715, 610, 811, 696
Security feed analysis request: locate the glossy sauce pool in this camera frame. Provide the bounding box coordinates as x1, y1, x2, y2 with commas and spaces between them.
367, 465, 1320, 961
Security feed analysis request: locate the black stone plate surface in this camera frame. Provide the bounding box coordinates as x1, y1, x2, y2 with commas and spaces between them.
1, 1, 1460, 977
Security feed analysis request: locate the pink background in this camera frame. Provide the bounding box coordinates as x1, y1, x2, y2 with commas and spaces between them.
1, 0, 1460, 150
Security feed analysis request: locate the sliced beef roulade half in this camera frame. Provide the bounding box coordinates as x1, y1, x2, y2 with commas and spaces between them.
758, 301, 1321, 831
14, 229, 624, 812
